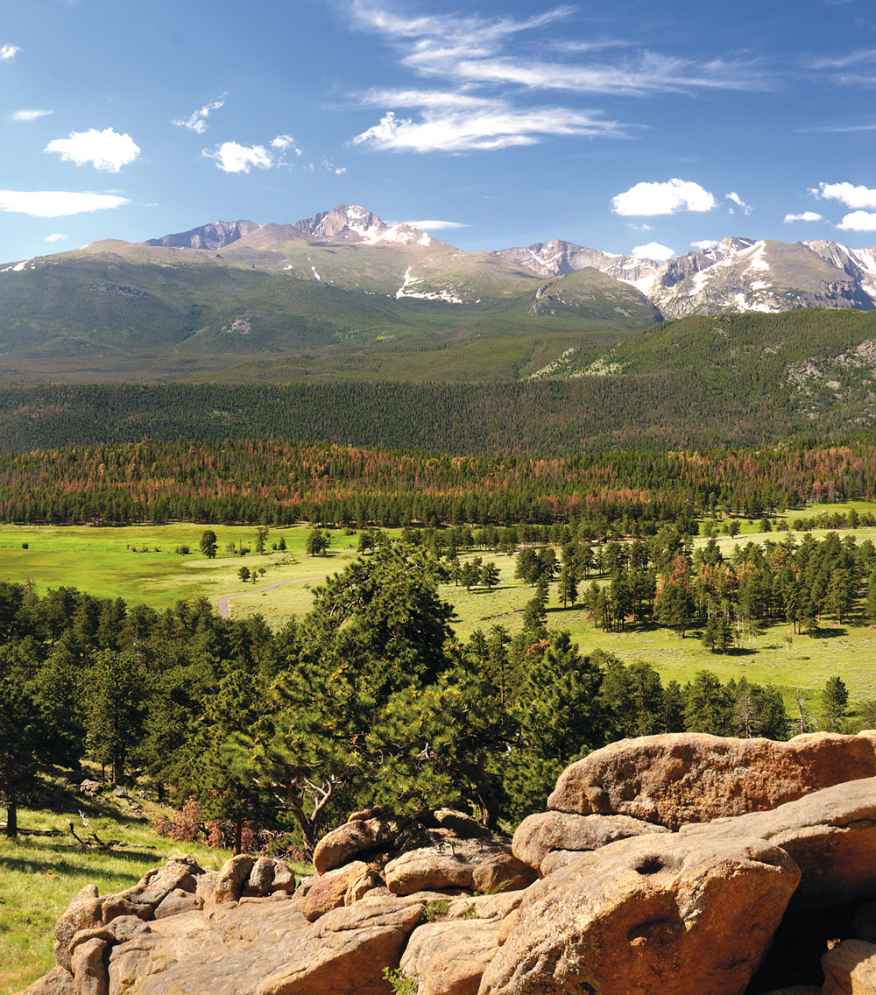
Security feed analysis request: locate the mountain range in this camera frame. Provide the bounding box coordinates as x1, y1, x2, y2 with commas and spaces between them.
1, 203, 875, 382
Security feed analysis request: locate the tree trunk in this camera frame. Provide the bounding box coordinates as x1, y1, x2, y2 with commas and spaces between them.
233, 820, 243, 855
5, 793, 18, 838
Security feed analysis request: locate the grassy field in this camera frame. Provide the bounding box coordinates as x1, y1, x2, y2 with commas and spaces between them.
1, 510, 875, 705
0, 789, 230, 995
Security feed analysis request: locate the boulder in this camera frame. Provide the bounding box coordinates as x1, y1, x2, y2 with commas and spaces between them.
70, 937, 109, 995
478, 831, 801, 995
682, 776, 876, 906
22, 966, 75, 995
313, 816, 397, 875
212, 854, 255, 905
512, 811, 669, 872
823, 939, 876, 994
107, 898, 312, 994
153, 888, 199, 919
401, 919, 501, 995
385, 841, 535, 897
271, 860, 296, 894
433, 809, 491, 840
549, 732, 876, 829
245, 857, 277, 897
256, 899, 425, 994
446, 891, 527, 923
304, 861, 371, 921
54, 885, 104, 972
112, 858, 202, 918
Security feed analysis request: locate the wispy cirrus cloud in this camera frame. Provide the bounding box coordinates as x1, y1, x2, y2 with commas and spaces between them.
350, 2, 770, 156
354, 106, 623, 153
12, 109, 53, 122
401, 219, 469, 230
173, 97, 225, 135
810, 48, 876, 70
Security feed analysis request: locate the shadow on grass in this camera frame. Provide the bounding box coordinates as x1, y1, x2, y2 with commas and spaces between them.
0, 847, 157, 882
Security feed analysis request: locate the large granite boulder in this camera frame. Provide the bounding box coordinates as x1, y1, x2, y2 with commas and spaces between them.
682, 775, 876, 906
822, 939, 876, 994
478, 832, 800, 995
512, 811, 669, 873
384, 840, 536, 897
549, 732, 876, 829
401, 919, 502, 995
313, 815, 398, 875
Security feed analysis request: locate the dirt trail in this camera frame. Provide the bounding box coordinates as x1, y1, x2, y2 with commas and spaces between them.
215, 573, 328, 619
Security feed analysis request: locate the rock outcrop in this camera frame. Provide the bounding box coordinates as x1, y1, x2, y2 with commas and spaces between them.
24, 732, 876, 995
549, 731, 876, 829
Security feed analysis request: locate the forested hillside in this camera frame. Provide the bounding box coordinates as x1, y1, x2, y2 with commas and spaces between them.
0, 440, 873, 526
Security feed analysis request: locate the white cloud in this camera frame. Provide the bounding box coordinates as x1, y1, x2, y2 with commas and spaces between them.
203, 141, 273, 174
12, 109, 54, 122
402, 219, 469, 230
811, 48, 876, 70
352, 4, 766, 96
44, 233, 68, 243
0, 44, 19, 62
812, 180, 876, 209
335, 166, 348, 175
691, 239, 719, 250
354, 106, 622, 153
838, 211, 876, 232
632, 241, 675, 262
725, 191, 752, 215
627, 222, 654, 232
360, 88, 499, 109
271, 134, 296, 149
0, 190, 130, 218
612, 178, 717, 217
173, 98, 225, 135
45, 128, 141, 172
443, 53, 768, 96
784, 211, 824, 223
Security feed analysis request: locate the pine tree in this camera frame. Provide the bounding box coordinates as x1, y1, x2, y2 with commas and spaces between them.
481, 562, 501, 592
505, 633, 605, 821
84, 649, 145, 784
558, 563, 578, 608
199, 530, 218, 559
820, 676, 849, 732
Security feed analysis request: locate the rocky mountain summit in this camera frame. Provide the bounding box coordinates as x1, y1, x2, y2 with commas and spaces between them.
24, 730, 876, 995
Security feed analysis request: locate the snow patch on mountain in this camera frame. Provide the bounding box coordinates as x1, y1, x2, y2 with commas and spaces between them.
396, 266, 463, 303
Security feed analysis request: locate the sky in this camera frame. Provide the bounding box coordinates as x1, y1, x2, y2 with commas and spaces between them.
1, 0, 876, 263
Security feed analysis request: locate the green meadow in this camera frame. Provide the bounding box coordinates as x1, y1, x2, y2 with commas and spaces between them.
0, 508, 875, 706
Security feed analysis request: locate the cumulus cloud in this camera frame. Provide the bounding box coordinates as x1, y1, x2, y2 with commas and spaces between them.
354, 106, 622, 153
203, 141, 273, 174
0, 190, 130, 218
632, 241, 675, 262
334, 166, 348, 175
44, 233, 68, 243
838, 211, 876, 232
402, 219, 469, 230
612, 178, 717, 217
812, 180, 876, 209
45, 128, 141, 172
785, 211, 824, 223
12, 109, 53, 122
725, 191, 753, 215
691, 239, 719, 250
173, 98, 225, 135
0, 44, 19, 62
271, 134, 296, 150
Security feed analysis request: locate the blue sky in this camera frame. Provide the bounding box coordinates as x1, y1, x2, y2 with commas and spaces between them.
1, 0, 876, 262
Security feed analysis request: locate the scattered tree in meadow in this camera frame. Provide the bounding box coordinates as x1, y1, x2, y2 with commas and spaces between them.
820, 676, 849, 732
200, 530, 218, 559
306, 529, 331, 557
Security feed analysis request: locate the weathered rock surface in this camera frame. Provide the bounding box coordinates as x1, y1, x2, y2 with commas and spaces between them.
682, 775, 876, 906
549, 732, 876, 829
478, 832, 800, 995
512, 810, 668, 872
384, 841, 535, 897
823, 939, 876, 994
304, 860, 372, 921
401, 919, 501, 995
257, 899, 424, 995
313, 816, 397, 875
29, 735, 876, 995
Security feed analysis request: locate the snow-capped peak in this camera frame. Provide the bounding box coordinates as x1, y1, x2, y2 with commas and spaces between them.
293, 205, 432, 247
